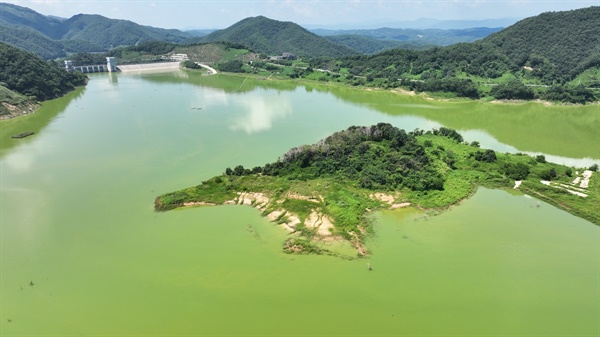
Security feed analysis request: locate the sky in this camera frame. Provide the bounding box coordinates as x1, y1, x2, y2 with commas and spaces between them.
3, 0, 599, 29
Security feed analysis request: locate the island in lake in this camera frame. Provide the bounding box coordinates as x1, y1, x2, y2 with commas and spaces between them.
155, 123, 598, 257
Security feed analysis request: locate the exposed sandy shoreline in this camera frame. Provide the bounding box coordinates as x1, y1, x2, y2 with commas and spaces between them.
0, 101, 40, 120
178, 190, 419, 256
177, 190, 418, 256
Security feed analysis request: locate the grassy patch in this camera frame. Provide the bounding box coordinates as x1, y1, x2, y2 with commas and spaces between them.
280, 199, 316, 222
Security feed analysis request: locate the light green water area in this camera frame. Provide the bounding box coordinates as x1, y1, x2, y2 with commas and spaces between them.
1, 71, 599, 335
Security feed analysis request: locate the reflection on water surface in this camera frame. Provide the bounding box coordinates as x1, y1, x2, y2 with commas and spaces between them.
0, 73, 598, 335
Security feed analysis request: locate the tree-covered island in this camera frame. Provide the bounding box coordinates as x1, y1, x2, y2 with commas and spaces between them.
155, 123, 598, 257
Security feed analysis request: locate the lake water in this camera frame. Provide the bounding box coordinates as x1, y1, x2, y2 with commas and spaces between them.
1, 71, 598, 335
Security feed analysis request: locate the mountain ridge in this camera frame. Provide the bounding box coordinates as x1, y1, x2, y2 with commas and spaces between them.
0, 3, 192, 58
317, 27, 503, 53
303, 17, 519, 30
187, 16, 359, 58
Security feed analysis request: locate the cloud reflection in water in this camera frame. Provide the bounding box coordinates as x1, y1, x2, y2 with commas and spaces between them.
229, 95, 292, 134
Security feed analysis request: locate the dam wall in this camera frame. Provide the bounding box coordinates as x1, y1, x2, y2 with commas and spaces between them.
117, 62, 181, 73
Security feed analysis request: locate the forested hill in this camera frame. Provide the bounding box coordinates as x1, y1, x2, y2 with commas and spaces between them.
0, 3, 192, 59
479, 6, 600, 79
0, 42, 86, 101
187, 16, 359, 58
0, 2, 62, 33
55, 14, 190, 49
312, 6, 599, 102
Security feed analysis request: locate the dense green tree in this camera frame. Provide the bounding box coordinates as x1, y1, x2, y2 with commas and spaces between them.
490, 79, 535, 100
539, 168, 557, 180
564, 168, 573, 177
70, 52, 107, 66
409, 78, 480, 98
434, 127, 465, 143
182, 60, 200, 69
541, 85, 596, 104
218, 60, 245, 73
0, 43, 86, 101
474, 149, 497, 163
503, 162, 530, 180
258, 123, 445, 192
233, 165, 246, 176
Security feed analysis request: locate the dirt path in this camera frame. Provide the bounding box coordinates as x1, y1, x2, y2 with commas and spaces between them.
197, 63, 217, 75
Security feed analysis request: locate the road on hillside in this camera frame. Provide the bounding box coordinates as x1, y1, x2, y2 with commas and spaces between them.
197, 63, 217, 75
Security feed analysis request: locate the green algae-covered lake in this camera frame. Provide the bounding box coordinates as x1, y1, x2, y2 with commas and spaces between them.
1, 71, 599, 335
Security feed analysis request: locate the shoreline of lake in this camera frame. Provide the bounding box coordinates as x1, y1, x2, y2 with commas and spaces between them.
194, 70, 600, 106
0, 84, 86, 121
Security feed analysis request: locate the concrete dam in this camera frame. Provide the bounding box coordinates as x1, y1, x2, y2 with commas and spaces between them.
65, 57, 181, 74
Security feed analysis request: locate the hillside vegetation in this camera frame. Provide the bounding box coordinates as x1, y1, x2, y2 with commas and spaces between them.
481, 7, 600, 80
3, 4, 597, 104
55, 14, 190, 49
324, 35, 408, 54
177, 42, 261, 64
187, 16, 358, 58
0, 42, 86, 114
306, 7, 599, 102
172, 7, 597, 103
0, 3, 191, 59
156, 124, 598, 257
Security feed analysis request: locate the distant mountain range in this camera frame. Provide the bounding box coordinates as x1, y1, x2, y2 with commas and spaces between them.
304, 17, 519, 30
2, 1, 596, 88
0, 2, 192, 59
0, 3, 509, 59
316, 27, 504, 53
187, 16, 505, 56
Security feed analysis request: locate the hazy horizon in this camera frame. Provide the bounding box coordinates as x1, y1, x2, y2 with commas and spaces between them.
1, 0, 598, 30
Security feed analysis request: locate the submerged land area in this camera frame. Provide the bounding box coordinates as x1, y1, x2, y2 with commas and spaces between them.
156, 123, 598, 257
